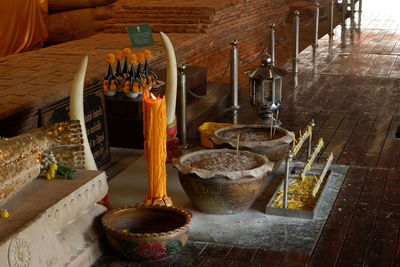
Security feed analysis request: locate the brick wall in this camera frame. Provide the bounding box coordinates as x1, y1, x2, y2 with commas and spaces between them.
105, 0, 289, 80
0, 0, 289, 136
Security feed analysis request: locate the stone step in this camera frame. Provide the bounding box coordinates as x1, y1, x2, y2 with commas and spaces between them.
115, 13, 213, 20
108, 17, 211, 25
105, 23, 207, 34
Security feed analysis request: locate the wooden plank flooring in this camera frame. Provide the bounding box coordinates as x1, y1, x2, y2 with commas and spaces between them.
97, 3, 400, 267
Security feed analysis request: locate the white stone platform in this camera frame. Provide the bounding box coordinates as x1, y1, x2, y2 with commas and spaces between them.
108, 152, 348, 253
0, 170, 108, 267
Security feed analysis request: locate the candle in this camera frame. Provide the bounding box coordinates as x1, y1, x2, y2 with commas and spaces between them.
143, 89, 172, 206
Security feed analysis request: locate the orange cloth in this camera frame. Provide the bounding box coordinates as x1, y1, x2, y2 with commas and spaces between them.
143, 89, 168, 203
0, 0, 48, 57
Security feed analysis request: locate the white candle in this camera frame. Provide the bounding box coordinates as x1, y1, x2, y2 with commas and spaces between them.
70, 56, 97, 170
160, 32, 177, 126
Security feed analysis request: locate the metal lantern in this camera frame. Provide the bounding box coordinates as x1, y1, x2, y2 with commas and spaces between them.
248, 54, 286, 124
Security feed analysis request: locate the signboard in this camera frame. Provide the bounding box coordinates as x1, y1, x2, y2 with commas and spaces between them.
39, 83, 110, 167
127, 24, 154, 48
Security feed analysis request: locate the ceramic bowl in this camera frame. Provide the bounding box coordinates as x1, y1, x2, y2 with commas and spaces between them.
101, 205, 192, 261
173, 149, 273, 214
210, 125, 294, 173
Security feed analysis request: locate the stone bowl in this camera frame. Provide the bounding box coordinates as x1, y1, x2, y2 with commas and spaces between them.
101, 205, 192, 262
173, 149, 273, 215
209, 125, 294, 173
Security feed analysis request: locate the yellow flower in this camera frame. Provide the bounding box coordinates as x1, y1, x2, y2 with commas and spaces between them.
105, 53, 116, 64
115, 50, 124, 60
122, 47, 132, 57
128, 54, 138, 64
143, 49, 152, 58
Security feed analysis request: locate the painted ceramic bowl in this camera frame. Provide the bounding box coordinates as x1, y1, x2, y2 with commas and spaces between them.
101, 205, 192, 262
173, 149, 273, 214
210, 125, 294, 173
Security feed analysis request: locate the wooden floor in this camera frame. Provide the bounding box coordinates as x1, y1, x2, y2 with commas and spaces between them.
279, 6, 400, 266
96, 4, 400, 267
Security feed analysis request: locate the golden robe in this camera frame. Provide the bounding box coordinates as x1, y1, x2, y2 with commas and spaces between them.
0, 0, 48, 57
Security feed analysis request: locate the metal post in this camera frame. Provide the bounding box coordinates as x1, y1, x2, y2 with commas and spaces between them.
350, 0, 355, 18
284, 153, 293, 209
358, 0, 362, 13
307, 119, 315, 159
294, 10, 300, 73
177, 64, 188, 148
329, 0, 334, 38
342, 0, 347, 26
313, 2, 320, 49
230, 39, 240, 109
270, 23, 276, 66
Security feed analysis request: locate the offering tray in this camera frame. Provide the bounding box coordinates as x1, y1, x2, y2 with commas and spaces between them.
265, 160, 333, 220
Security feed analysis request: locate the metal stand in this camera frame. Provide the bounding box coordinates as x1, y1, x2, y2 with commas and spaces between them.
342, 0, 347, 26
270, 23, 276, 65
283, 153, 293, 209
329, 0, 334, 39
350, 0, 355, 18
307, 119, 315, 159
313, 2, 320, 50
177, 64, 188, 149
229, 40, 240, 109
293, 10, 300, 73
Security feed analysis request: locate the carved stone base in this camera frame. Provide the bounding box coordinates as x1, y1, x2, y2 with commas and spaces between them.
0, 170, 108, 266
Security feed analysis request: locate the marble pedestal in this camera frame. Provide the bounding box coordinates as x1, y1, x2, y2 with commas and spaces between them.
0, 170, 108, 267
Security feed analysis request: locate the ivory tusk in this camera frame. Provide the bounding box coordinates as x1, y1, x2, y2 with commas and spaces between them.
160, 32, 177, 126
69, 56, 97, 170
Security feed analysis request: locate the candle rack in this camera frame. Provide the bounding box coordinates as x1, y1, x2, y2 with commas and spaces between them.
265, 119, 334, 219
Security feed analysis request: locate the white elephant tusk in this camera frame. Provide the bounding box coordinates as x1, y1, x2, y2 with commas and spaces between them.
69, 56, 97, 170
160, 32, 177, 126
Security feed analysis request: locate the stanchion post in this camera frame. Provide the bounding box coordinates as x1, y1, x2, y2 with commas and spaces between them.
283, 153, 293, 209
177, 64, 188, 148
293, 10, 300, 73
359, 0, 362, 13
350, 0, 355, 18
270, 23, 276, 66
313, 1, 320, 49
329, 0, 334, 38
307, 119, 315, 159
342, 0, 347, 26
229, 39, 240, 109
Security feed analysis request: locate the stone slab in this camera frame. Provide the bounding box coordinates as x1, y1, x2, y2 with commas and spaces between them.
0, 170, 108, 266
108, 152, 348, 254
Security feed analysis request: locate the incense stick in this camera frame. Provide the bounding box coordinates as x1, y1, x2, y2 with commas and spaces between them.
236, 131, 240, 164
273, 110, 279, 136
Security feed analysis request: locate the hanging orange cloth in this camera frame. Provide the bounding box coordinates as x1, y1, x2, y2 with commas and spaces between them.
0, 0, 48, 57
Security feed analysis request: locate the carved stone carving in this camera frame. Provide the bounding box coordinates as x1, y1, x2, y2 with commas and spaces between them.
0, 170, 108, 266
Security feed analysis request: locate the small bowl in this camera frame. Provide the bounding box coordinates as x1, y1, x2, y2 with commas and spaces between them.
101, 205, 192, 262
